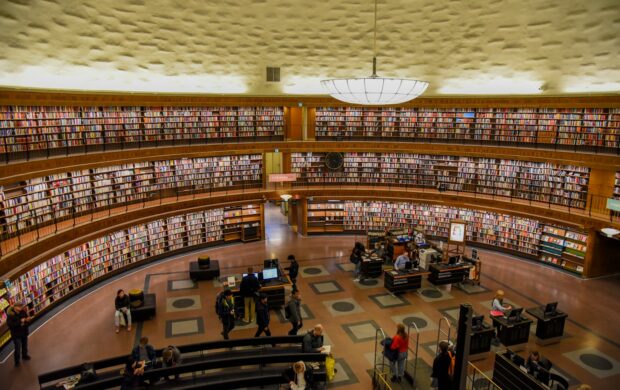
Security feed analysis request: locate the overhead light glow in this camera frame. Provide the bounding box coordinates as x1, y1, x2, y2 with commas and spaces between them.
0, 64, 247, 93
282, 76, 326, 94
562, 76, 620, 93
438, 75, 543, 95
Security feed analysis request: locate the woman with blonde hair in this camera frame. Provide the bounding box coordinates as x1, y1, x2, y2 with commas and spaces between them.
388, 323, 409, 383
282, 360, 315, 389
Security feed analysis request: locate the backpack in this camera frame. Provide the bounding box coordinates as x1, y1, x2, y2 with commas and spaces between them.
447, 351, 456, 377
284, 302, 292, 319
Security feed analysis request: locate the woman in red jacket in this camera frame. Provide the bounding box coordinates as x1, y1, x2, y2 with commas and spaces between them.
389, 323, 409, 383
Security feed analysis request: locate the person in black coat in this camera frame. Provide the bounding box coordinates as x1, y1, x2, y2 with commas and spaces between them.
254, 294, 271, 337
115, 289, 132, 333
7, 302, 32, 367
239, 267, 261, 323
431, 341, 453, 390
285, 255, 299, 286
283, 361, 315, 390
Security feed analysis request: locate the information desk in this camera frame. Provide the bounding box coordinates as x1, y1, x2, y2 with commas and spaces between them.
189, 260, 221, 281
470, 324, 495, 360
418, 248, 438, 269
526, 306, 568, 345
130, 293, 156, 322
387, 238, 410, 261
221, 274, 292, 319
492, 351, 547, 390
427, 263, 471, 285
491, 315, 533, 351
384, 268, 429, 294
361, 252, 383, 278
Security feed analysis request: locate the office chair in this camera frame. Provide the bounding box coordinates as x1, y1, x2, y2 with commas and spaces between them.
549, 373, 569, 390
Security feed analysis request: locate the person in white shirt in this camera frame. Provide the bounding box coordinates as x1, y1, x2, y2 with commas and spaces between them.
394, 252, 410, 270
492, 290, 511, 314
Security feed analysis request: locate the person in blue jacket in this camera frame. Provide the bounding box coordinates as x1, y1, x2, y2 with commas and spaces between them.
254, 294, 271, 337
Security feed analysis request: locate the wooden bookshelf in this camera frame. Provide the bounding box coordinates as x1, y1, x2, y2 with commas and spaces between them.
291, 152, 590, 208
304, 199, 587, 275
4, 204, 260, 318
0, 105, 284, 159
0, 282, 10, 349
315, 107, 620, 154
0, 154, 262, 236
615, 171, 620, 199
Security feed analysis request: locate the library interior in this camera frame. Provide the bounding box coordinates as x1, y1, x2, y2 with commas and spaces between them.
0, 0, 619, 389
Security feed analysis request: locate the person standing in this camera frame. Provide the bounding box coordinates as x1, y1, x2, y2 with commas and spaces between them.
115, 289, 132, 333
351, 242, 365, 282
388, 324, 408, 383
7, 302, 32, 367
431, 341, 453, 390
285, 255, 299, 286
254, 294, 272, 337
219, 289, 236, 339
286, 289, 303, 335
240, 267, 260, 323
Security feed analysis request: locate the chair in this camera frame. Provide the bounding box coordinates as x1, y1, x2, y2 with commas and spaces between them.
549, 373, 569, 390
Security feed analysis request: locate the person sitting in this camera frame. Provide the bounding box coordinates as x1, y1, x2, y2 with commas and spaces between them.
131, 336, 156, 369
302, 324, 325, 353
394, 251, 410, 271
491, 290, 511, 315
162, 345, 182, 381
527, 350, 552, 372
120, 357, 143, 390
283, 360, 315, 390
115, 289, 132, 333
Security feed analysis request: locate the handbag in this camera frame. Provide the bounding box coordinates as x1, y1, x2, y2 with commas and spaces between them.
325, 355, 336, 381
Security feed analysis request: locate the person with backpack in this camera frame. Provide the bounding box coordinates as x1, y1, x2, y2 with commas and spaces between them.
388, 324, 408, 383
284, 255, 299, 286
218, 289, 236, 339
350, 242, 365, 282
286, 289, 303, 335
431, 340, 454, 390
254, 294, 271, 337
239, 267, 261, 323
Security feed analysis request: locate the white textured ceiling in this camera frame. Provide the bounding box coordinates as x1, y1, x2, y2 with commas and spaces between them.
0, 0, 619, 96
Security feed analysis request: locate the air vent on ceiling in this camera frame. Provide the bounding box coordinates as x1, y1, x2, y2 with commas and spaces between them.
266, 67, 280, 82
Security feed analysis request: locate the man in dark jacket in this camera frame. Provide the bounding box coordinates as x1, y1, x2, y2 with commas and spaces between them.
7, 302, 32, 367
287, 289, 303, 335
131, 336, 156, 367
254, 294, 271, 337
219, 289, 236, 339
302, 324, 325, 352
284, 255, 299, 286
239, 267, 261, 323
431, 341, 453, 390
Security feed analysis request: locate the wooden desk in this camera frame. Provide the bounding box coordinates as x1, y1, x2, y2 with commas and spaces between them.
492, 352, 548, 390
387, 239, 411, 261
189, 260, 220, 281
470, 325, 495, 360
383, 268, 429, 294
491, 315, 533, 351
526, 306, 568, 345
361, 253, 383, 278
428, 263, 471, 285
221, 274, 292, 319
130, 293, 156, 322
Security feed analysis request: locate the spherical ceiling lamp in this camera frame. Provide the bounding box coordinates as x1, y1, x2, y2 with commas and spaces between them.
321, 0, 429, 105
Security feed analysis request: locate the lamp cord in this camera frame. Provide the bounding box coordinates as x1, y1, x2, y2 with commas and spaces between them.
372, 0, 378, 76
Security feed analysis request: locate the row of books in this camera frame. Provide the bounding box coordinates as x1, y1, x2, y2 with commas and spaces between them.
291, 153, 590, 208
6, 204, 261, 315
0, 155, 263, 235
0, 106, 284, 154
305, 200, 587, 274
315, 107, 620, 149
615, 172, 620, 199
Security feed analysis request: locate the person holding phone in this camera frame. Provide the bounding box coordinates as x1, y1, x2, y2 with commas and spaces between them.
7, 301, 32, 367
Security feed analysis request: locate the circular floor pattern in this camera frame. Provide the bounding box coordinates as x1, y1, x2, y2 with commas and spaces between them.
579, 353, 614, 370
421, 289, 443, 298
360, 279, 379, 286
403, 316, 428, 329
172, 298, 196, 309
303, 267, 322, 275
332, 301, 356, 312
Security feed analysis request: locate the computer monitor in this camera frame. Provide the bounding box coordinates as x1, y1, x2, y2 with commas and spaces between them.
262, 267, 278, 280
242, 272, 259, 279
264, 259, 279, 269
471, 315, 484, 330
544, 302, 558, 316
507, 307, 524, 322
449, 255, 460, 265
404, 261, 412, 270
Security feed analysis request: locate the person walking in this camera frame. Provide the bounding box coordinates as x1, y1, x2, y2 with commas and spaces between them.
388, 324, 408, 383
240, 267, 260, 323
7, 302, 32, 367
285, 255, 299, 286
219, 289, 236, 339
286, 289, 303, 335
431, 341, 453, 390
254, 294, 272, 337
115, 289, 132, 333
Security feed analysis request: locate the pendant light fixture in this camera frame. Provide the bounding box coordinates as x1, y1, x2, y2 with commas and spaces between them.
321, 0, 429, 105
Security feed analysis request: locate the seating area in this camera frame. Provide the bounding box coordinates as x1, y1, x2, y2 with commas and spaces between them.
38, 336, 326, 390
